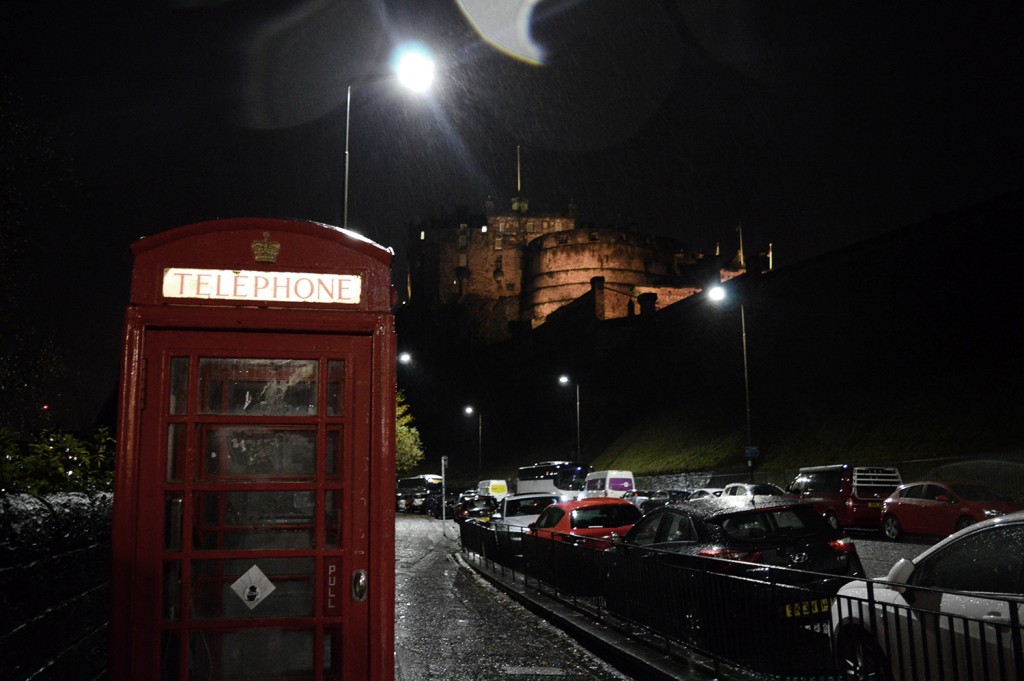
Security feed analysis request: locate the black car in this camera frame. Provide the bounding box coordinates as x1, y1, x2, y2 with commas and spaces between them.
615, 496, 863, 576
453, 494, 498, 524
604, 496, 864, 673
638, 489, 690, 514
425, 490, 461, 518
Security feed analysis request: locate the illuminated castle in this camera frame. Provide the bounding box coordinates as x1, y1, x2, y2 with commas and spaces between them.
406, 155, 756, 343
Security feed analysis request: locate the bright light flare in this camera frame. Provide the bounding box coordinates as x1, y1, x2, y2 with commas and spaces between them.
398, 352, 412, 364
558, 375, 570, 386
708, 286, 726, 302
392, 43, 436, 93
464, 405, 475, 416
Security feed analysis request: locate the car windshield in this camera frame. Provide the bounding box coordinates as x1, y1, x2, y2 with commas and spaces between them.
505, 496, 558, 516
571, 505, 641, 529
718, 506, 824, 541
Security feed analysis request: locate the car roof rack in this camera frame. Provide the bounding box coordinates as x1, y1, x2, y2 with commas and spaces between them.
852, 467, 902, 486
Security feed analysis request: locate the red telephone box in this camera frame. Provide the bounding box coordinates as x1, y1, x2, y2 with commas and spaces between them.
111, 218, 396, 681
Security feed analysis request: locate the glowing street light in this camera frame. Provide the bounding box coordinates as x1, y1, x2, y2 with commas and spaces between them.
392, 42, 436, 93
344, 42, 436, 229
558, 375, 581, 463
464, 405, 482, 480
397, 351, 412, 365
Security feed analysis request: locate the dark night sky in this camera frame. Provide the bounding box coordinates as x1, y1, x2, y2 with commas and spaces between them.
3, 0, 1024, 429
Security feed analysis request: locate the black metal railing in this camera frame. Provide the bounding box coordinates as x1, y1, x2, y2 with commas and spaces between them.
831, 581, 1024, 681
458, 520, 1024, 681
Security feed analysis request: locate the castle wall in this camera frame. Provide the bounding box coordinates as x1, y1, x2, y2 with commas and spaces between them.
428, 211, 576, 306
523, 229, 688, 325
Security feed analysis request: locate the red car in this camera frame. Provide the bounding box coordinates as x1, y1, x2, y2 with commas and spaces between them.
880, 481, 1024, 539
528, 497, 641, 547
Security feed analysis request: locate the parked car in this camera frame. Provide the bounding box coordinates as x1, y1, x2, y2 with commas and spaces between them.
395, 474, 443, 513
786, 464, 902, 530
476, 479, 510, 502
578, 469, 636, 499
488, 492, 562, 560
687, 487, 723, 500
453, 494, 498, 524
721, 482, 788, 498
529, 497, 642, 547
880, 480, 1024, 539
492, 492, 561, 527
427, 490, 461, 519
639, 489, 690, 514
609, 496, 864, 581
831, 510, 1024, 681
604, 496, 864, 673
622, 489, 653, 509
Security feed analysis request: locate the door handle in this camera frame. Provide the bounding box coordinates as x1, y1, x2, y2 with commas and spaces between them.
982, 611, 1010, 625
351, 569, 368, 602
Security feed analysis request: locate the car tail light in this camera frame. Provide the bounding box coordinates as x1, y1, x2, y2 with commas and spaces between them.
828, 536, 857, 554
698, 548, 763, 563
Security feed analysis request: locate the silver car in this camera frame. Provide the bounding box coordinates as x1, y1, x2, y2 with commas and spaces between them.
489, 493, 562, 559
831, 510, 1024, 680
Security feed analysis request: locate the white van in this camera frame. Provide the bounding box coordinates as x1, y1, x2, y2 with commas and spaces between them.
476, 479, 509, 502
578, 470, 635, 499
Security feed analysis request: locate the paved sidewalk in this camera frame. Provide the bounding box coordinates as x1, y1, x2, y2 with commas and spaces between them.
394, 515, 631, 681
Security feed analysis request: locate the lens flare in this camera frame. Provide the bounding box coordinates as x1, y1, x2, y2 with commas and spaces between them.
456, 0, 545, 65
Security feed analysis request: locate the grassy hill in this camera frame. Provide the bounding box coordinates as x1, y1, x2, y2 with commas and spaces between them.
589, 191, 1024, 478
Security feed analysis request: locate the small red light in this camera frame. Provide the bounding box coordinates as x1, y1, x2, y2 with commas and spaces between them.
828, 537, 857, 554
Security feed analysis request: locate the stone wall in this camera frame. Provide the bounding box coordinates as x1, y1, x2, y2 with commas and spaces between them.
0, 493, 111, 681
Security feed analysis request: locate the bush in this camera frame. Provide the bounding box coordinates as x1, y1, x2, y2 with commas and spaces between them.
0, 426, 114, 496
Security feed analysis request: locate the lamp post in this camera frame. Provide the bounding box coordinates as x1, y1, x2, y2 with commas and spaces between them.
708, 286, 755, 479
343, 43, 435, 229
464, 405, 482, 481
558, 375, 581, 463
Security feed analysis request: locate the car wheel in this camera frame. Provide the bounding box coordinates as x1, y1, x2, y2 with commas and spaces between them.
824, 512, 839, 530
955, 516, 974, 532
882, 515, 901, 540
835, 627, 893, 681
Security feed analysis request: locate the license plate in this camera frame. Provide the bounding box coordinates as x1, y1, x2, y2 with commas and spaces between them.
867, 502, 882, 508
782, 597, 832, 619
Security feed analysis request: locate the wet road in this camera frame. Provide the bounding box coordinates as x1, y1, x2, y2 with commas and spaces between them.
394, 515, 630, 681
846, 531, 936, 577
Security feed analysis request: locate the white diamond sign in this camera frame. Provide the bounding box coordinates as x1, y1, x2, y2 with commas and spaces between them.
230, 564, 276, 610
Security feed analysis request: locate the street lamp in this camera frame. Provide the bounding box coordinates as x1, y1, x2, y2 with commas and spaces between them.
397, 351, 412, 365
558, 375, 581, 463
343, 42, 435, 229
708, 286, 753, 462
464, 405, 482, 481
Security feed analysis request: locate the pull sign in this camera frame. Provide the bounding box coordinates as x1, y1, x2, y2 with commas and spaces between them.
351, 570, 368, 602
324, 558, 341, 615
